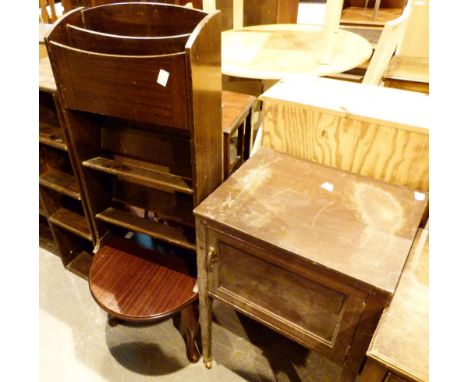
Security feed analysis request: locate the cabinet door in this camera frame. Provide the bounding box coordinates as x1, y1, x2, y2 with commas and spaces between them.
205, 228, 367, 361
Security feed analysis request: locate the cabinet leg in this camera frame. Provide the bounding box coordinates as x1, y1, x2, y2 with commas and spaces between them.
199, 294, 213, 368
180, 302, 200, 363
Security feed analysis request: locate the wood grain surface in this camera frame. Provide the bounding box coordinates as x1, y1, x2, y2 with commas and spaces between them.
195, 148, 427, 294
366, 228, 429, 382
260, 76, 429, 191
221, 24, 372, 79
89, 236, 197, 321
222, 90, 256, 134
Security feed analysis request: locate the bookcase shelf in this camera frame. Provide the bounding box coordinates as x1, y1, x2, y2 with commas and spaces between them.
39, 169, 81, 200
45, 2, 223, 361
83, 156, 194, 195
49, 208, 93, 241
96, 207, 195, 251
39, 122, 67, 151
65, 250, 93, 279
39, 56, 96, 280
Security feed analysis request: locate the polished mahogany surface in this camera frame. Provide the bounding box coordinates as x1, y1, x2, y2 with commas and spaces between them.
90, 236, 197, 321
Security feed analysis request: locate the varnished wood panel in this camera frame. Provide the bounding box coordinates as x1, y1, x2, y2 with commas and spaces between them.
66, 24, 190, 55
82, 2, 206, 36
100, 122, 192, 178
89, 236, 197, 321
195, 148, 427, 294
206, 227, 368, 361
186, 11, 223, 205
47, 44, 190, 129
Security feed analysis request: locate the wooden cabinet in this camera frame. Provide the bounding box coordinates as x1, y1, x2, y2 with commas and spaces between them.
195, 148, 428, 381
39, 58, 95, 278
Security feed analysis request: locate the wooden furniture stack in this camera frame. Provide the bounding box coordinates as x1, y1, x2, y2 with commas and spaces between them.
45, 2, 222, 361
39, 57, 95, 277
194, 148, 428, 381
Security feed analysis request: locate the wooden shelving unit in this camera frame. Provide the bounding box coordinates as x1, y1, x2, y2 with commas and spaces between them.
45, 2, 223, 362
39, 57, 95, 278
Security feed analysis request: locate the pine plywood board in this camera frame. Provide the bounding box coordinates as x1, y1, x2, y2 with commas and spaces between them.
260, 76, 429, 133
259, 77, 429, 191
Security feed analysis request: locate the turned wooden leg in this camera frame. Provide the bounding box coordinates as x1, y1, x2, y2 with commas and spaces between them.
180, 302, 200, 363
107, 314, 119, 327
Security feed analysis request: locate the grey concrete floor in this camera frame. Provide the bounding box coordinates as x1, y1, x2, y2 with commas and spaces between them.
40, 248, 342, 381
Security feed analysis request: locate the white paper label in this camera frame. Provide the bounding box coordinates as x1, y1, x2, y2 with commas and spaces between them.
414, 191, 426, 201
320, 182, 334, 192
157, 69, 170, 87
192, 282, 198, 293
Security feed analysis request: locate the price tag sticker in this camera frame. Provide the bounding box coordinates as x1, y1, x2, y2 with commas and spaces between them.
157, 69, 170, 87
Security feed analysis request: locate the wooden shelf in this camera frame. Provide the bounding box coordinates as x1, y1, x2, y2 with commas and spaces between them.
39, 122, 67, 151
39, 202, 48, 218
39, 169, 81, 200
89, 236, 197, 321
66, 251, 93, 279
96, 207, 196, 251
82, 156, 194, 195
49, 208, 93, 241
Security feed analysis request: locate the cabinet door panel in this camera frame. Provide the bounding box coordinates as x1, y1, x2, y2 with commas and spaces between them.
206, 228, 367, 360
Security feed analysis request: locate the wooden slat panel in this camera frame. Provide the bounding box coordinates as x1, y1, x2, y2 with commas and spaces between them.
96, 207, 195, 250
83, 156, 193, 195
39, 169, 81, 200
82, 2, 206, 36
47, 43, 190, 129
66, 24, 190, 55
49, 208, 93, 241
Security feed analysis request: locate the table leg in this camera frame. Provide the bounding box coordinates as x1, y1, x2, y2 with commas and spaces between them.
373, 0, 381, 19
223, 131, 230, 180
196, 218, 214, 369
243, 110, 253, 160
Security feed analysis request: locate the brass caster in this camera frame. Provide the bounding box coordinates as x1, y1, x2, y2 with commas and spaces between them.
203, 357, 213, 369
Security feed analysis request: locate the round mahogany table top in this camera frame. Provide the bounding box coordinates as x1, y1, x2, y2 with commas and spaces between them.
222, 24, 373, 80
89, 236, 197, 322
